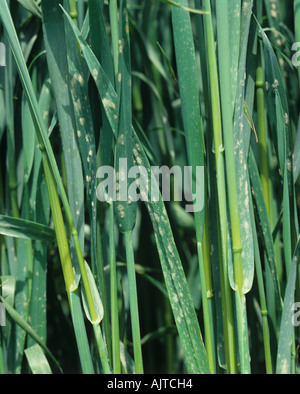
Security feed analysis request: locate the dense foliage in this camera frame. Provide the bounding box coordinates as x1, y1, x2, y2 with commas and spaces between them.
0, 0, 299, 374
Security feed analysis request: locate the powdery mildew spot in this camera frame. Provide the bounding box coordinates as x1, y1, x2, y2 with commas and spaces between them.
103, 98, 116, 110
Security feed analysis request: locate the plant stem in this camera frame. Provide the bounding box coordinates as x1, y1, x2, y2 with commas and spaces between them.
215, 0, 243, 301
172, 0, 215, 372
5, 46, 19, 219
109, 0, 119, 82
215, 0, 251, 373
42, 151, 76, 294
93, 324, 112, 374
256, 64, 270, 218
251, 206, 273, 374
294, 0, 300, 85
0, 330, 4, 374
109, 202, 121, 373
203, 0, 237, 374
69, 0, 78, 24
125, 231, 143, 374
96, 219, 113, 367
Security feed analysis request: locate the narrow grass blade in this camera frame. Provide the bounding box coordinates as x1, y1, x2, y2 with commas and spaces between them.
81, 260, 104, 325
0, 295, 61, 372
17, 0, 41, 18
0, 0, 85, 274
172, 0, 214, 373
294, 118, 300, 183
295, 0, 300, 84
109, 204, 121, 374
21, 92, 36, 182
115, 0, 137, 234
60, 6, 118, 137
203, 0, 237, 373
62, 6, 210, 373
13, 226, 32, 372
133, 133, 210, 374
232, 1, 255, 296
227, 0, 240, 109
65, 2, 113, 364
25, 344, 52, 374
42, 154, 76, 294
88, 0, 114, 84
276, 238, 300, 374
159, 0, 208, 14
250, 194, 273, 374
27, 82, 52, 348
41, 0, 84, 284
258, 21, 298, 272
124, 231, 143, 374
0, 215, 55, 241
28, 240, 47, 346
248, 148, 282, 304
224, 3, 253, 371
69, 290, 95, 374
42, 152, 98, 373
116, 1, 141, 373
64, 10, 98, 274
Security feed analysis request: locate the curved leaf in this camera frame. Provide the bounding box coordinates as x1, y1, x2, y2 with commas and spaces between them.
0, 214, 55, 241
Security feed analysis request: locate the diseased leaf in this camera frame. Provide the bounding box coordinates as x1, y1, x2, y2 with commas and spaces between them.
0, 215, 55, 241
25, 344, 52, 374
63, 8, 210, 373
42, 0, 84, 285
81, 261, 104, 325
276, 238, 300, 374
17, 0, 41, 18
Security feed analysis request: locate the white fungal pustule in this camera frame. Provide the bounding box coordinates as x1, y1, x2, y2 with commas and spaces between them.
118, 204, 124, 212
119, 39, 123, 54
75, 98, 82, 113
117, 204, 125, 219
77, 73, 84, 85
284, 113, 289, 126
136, 156, 142, 165
168, 244, 175, 257
265, 81, 269, 91
118, 134, 125, 146
92, 68, 99, 80
103, 98, 116, 110
159, 227, 164, 236
272, 79, 279, 90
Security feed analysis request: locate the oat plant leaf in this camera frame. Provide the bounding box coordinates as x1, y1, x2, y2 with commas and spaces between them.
132, 133, 211, 374
25, 344, 52, 374
276, 238, 300, 374
62, 7, 210, 373
0, 214, 55, 241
